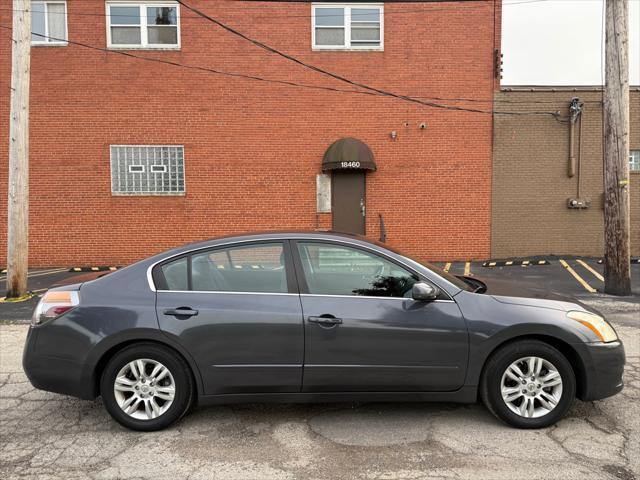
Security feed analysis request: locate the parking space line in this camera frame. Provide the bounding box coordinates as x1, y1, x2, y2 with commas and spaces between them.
576, 259, 604, 282
443, 262, 451, 273
0, 268, 67, 282
559, 259, 597, 293
464, 262, 471, 276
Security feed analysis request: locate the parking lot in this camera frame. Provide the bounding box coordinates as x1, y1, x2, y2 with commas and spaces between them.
1, 259, 639, 480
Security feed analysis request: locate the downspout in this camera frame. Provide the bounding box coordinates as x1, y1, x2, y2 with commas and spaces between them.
568, 98, 583, 178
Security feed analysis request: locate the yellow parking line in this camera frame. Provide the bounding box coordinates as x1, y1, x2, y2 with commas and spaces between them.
443, 262, 451, 273
559, 259, 597, 293
576, 259, 604, 282
464, 262, 471, 276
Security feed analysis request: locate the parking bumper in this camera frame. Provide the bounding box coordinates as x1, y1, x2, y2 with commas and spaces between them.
579, 340, 625, 401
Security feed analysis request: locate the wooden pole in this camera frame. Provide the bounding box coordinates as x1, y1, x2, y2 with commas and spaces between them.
6, 0, 31, 298
603, 0, 631, 296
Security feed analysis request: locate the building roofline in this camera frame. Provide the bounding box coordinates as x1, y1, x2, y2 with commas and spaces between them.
500, 85, 640, 92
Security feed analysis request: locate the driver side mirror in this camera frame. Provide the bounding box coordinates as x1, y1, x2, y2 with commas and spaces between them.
411, 282, 440, 302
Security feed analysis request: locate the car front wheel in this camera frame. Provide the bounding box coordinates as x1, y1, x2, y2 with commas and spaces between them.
100, 343, 194, 431
480, 340, 576, 428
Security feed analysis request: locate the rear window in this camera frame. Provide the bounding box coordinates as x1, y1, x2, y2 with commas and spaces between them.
156, 243, 287, 294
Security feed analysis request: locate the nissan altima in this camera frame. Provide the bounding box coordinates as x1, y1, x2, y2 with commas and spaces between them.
23, 232, 625, 431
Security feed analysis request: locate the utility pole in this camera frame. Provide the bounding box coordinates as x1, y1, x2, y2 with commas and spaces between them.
603, 0, 631, 296
6, 0, 31, 298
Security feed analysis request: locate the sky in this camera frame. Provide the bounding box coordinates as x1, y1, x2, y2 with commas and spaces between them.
502, 0, 640, 85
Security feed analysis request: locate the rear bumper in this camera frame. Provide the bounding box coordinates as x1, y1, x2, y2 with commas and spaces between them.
22, 327, 95, 400
579, 340, 625, 401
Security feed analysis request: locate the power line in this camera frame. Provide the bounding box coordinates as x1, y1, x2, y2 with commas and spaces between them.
0, 23, 570, 117
0, 23, 379, 98
175, 0, 564, 117
0, 23, 569, 117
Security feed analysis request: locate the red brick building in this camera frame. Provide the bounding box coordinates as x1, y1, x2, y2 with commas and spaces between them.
0, 0, 500, 266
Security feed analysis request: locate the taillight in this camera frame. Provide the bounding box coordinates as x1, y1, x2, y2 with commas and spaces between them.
32, 290, 80, 326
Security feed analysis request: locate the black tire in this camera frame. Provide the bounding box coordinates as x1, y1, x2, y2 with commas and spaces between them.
100, 343, 194, 431
480, 340, 576, 429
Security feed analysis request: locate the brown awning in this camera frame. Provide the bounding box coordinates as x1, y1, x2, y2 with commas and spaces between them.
322, 138, 376, 171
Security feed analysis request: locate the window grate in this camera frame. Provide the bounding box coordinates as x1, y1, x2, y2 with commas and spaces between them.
110, 145, 185, 195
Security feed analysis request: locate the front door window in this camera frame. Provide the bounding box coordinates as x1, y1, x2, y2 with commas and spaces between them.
297, 242, 418, 297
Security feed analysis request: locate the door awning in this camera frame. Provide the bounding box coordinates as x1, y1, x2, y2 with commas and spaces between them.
322, 138, 376, 171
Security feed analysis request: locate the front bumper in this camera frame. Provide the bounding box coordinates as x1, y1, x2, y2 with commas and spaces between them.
578, 340, 625, 401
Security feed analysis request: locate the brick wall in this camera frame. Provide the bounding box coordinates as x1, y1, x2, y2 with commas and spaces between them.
492, 89, 640, 258
0, 1, 498, 266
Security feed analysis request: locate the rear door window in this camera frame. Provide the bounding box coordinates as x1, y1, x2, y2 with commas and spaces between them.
191, 243, 287, 293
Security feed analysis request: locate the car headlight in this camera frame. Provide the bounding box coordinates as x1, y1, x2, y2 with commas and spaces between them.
32, 290, 80, 326
567, 310, 618, 343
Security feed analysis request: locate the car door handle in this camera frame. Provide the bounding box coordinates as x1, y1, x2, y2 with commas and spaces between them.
308, 316, 342, 326
163, 307, 199, 318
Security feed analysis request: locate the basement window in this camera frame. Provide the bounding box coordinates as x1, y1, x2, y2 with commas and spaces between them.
631, 151, 640, 172
111, 145, 185, 195
312, 3, 383, 50
106, 2, 180, 49
31, 1, 68, 45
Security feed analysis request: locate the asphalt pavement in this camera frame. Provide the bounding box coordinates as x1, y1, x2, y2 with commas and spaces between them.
1, 260, 639, 479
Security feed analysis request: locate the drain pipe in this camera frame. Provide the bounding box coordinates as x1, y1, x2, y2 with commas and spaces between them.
379, 214, 387, 243
568, 98, 583, 178
567, 98, 589, 209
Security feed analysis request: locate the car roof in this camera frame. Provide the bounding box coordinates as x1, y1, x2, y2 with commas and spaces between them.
165, 230, 376, 254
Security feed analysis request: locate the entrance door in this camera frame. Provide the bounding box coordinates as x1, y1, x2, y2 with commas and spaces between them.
332, 171, 365, 235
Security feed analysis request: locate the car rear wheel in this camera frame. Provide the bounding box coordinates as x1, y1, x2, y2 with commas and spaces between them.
100, 343, 194, 431
480, 340, 576, 428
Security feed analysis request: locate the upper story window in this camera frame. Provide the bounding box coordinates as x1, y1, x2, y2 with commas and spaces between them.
312, 3, 383, 51
106, 2, 180, 49
32, 1, 68, 45
630, 151, 640, 172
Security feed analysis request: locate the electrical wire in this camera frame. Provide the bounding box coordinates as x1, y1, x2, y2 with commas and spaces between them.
174, 0, 564, 117
0, 23, 571, 118
1, 1, 581, 118
0, 23, 383, 98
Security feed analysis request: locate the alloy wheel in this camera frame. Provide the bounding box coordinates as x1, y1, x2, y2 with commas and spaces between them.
500, 356, 563, 419
113, 358, 176, 421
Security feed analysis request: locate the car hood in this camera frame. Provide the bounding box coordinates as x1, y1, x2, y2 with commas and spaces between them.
466, 276, 595, 313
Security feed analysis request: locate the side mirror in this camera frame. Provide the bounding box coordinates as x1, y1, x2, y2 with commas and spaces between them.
412, 282, 439, 302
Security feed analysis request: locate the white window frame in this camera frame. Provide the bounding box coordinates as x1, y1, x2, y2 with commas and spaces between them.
630, 150, 640, 172
31, 1, 68, 46
106, 1, 181, 50
312, 3, 384, 51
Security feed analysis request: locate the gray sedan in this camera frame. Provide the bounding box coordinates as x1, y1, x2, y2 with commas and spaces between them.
23, 232, 625, 431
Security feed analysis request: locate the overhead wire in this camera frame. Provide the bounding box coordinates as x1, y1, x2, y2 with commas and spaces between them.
174, 0, 565, 117
0, 0, 585, 117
